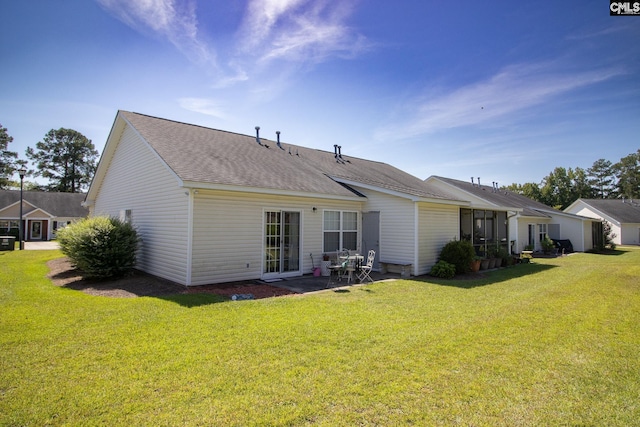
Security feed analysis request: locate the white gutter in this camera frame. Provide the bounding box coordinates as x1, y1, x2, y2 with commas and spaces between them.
185, 188, 194, 286
181, 181, 363, 202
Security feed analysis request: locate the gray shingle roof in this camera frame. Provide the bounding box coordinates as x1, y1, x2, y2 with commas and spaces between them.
575, 199, 640, 223
430, 176, 565, 218
0, 190, 88, 217
120, 111, 459, 202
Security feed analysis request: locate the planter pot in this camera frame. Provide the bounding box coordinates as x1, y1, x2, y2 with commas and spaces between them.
320, 260, 331, 276
480, 259, 490, 270
488, 258, 497, 269
470, 259, 481, 273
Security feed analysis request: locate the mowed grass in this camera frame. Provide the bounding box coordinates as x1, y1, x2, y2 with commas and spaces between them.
1, 248, 639, 426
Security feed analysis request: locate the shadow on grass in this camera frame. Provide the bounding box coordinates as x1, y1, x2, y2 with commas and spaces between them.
157, 293, 227, 307
585, 248, 629, 256
418, 262, 558, 289
48, 258, 296, 307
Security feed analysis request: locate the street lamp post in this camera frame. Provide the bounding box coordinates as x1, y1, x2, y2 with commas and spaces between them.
18, 167, 27, 250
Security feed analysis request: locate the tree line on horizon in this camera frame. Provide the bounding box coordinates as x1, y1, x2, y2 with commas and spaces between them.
504, 150, 640, 210
1, 123, 98, 193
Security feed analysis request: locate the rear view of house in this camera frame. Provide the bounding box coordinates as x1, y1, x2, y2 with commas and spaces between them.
85, 111, 467, 286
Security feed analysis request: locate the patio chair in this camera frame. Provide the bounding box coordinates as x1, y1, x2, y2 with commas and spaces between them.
356, 250, 375, 283
327, 249, 350, 287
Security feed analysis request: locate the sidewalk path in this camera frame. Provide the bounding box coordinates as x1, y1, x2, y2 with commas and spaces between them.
24, 241, 60, 250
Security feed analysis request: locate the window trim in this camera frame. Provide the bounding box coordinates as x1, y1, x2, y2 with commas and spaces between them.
323, 210, 358, 252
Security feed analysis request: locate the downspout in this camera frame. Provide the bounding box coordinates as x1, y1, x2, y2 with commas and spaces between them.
186, 189, 194, 286
507, 211, 518, 254
414, 203, 419, 276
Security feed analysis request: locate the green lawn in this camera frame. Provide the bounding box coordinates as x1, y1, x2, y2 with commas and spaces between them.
1, 248, 639, 426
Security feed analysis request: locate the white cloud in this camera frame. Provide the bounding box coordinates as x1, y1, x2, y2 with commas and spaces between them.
97, 0, 216, 66
239, 0, 368, 64
97, 0, 368, 89
375, 62, 624, 141
178, 98, 229, 119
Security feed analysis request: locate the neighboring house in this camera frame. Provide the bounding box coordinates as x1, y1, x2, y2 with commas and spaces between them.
424, 176, 597, 254
0, 190, 88, 241
565, 199, 640, 246
85, 111, 469, 286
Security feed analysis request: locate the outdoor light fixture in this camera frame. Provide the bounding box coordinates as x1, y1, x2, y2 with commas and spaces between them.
18, 167, 26, 250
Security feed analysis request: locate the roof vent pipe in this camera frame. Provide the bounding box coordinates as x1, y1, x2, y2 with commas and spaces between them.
338, 146, 342, 159
255, 126, 262, 145
276, 131, 283, 149
478, 177, 481, 187
471, 177, 475, 186
495, 181, 498, 192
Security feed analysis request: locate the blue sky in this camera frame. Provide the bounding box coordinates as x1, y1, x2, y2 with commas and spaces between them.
1, 0, 638, 187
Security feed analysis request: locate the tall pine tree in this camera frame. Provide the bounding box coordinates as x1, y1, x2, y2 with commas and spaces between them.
0, 123, 19, 189
26, 128, 98, 193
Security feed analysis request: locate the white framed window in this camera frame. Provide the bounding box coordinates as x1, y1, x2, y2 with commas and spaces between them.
1, 220, 18, 232
323, 210, 358, 252
538, 223, 548, 243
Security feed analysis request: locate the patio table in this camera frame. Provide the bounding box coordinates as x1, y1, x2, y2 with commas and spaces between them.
339, 254, 364, 283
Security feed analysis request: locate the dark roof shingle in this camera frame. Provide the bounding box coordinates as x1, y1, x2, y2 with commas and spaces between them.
576, 199, 640, 223
431, 176, 565, 217
120, 111, 459, 202
0, 190, 88, 217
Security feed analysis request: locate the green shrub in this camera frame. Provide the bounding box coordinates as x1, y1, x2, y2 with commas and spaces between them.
541, 236, 555, 253
604, 220, 617, 250
57, 216, 140, 279
430, 260, 456, 279
438, 239, 476, 274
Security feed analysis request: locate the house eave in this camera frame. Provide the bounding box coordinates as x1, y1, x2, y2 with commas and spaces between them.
181, 181, 364, 202
534, 208, 598, 222
466, 203, 523, 212
331, 177, 469, 205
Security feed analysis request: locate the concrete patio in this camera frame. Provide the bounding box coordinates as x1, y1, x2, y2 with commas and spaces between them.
258, 270, 403, 295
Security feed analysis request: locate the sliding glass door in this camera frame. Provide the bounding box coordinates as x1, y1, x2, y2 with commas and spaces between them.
264, 211, 300, 277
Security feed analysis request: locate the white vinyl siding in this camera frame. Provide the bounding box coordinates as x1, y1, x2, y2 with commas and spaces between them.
565, 202, 625, 247
355, 188, 416, 268
552, 214, 593, 252
417, 203, 459, 275
620, 223, 640, 245
190, 190, 361, 285
92, 125, 190, 284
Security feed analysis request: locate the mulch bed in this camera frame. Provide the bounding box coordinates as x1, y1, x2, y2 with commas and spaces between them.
47, 257, 295, 299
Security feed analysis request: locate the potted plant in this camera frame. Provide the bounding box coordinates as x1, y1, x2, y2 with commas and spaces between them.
320, 253, 332, 276
496, 247, 511, 267
487, 245, 499, 269
541, 236, 555, 255
470, 256, 482, 272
